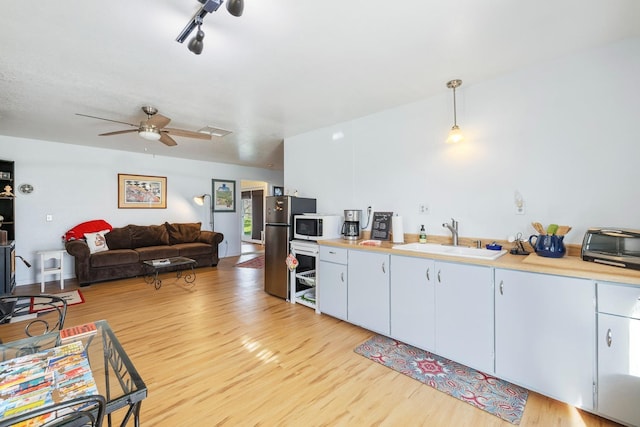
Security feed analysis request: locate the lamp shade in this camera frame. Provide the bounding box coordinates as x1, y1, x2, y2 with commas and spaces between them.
193, 195, 206, 206
447, 125, 464, 144
138, 129, 161, 141
226, 0, 244, 16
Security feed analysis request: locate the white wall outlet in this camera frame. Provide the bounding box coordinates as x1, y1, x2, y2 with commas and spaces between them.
46, 214, 53, 222
418, 204, 429, 215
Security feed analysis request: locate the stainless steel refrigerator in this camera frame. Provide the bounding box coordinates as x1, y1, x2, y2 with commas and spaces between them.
264, 195, 316, 299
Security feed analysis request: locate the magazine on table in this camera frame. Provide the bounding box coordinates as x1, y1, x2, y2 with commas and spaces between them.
0, 341, 99, 421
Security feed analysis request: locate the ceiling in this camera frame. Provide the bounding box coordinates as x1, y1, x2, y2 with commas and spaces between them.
1, 1, 639, 170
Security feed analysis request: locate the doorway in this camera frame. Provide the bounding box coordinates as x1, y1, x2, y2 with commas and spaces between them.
240, 180, 266, 254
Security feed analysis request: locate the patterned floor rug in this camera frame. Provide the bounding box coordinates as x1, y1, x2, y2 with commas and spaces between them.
3, 290, 85, 324
235, 254, 265, 269
355, 335, 528, 425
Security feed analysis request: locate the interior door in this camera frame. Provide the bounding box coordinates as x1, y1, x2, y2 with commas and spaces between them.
251, 190, 264, 240
241, 189, 265, 243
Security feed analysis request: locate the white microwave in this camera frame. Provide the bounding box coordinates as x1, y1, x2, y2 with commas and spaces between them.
293, 214, 342, 241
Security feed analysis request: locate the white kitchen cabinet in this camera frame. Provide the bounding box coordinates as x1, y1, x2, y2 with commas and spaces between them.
434, 261, 494, 374
348, 250, 390, 335
318, 247, 348, 321
390, 255, 436, 351
597, 281, 640, 426
494, 269, 595, 410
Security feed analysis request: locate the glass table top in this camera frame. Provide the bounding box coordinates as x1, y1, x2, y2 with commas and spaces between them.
0, 319, 146, 426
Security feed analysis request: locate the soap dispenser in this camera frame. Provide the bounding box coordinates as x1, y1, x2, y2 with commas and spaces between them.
419, 225, 427, 243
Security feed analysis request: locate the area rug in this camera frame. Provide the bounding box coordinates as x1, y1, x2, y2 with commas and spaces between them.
355, 335, 528, 425
1, 290, 85, 325
30, 290, 85, 313
235, 254, 265, 269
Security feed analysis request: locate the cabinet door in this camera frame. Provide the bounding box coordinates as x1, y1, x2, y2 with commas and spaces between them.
390, 255, 435, 351
348, 250, 390, 335
598, 313, 640, 426
318, 260, 348, 321
495, 269, 595, 409
435, 261, 494, 373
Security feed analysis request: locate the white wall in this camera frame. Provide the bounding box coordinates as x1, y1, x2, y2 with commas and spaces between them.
0, 136, 283, 286
285, 37, 640, 246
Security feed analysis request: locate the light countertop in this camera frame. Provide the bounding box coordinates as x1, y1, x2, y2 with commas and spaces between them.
319, 238, 640, 286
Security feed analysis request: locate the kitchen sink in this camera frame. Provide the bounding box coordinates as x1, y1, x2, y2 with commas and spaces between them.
392, 242, 507, 260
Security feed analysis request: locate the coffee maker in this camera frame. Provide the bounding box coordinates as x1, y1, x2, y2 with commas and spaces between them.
341, 209, 362, 240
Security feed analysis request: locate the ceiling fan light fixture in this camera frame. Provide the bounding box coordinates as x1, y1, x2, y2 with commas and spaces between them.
139, 126, 161, 141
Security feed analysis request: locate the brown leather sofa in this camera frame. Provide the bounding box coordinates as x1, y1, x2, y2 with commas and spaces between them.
65, 222, 223, 286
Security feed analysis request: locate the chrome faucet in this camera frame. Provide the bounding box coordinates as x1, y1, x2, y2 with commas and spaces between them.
442, 218, 459, 246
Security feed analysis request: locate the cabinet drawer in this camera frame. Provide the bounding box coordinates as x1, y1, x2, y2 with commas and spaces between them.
319, 246, 348, 264
598, 282, 640, 319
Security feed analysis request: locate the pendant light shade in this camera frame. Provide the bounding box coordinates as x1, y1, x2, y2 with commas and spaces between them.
446, 79, 464, 144
226, 0, 244, 17
447, 125, 464, 144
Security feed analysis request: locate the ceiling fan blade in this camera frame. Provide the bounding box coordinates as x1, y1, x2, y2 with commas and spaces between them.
99, 129, 138, 136
146, 114, 171, 128
164, 128, 212, 140
159, 133, 178, 146
76, 113, 137, 127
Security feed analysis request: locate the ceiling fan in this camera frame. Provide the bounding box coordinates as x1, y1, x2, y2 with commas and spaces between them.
76, 106, 211, 146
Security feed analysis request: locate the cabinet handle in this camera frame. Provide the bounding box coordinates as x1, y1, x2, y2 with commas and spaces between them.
437, 270, 441, 283
382, 262, 386, 274
329, 251, 336, 254
499, 280, 504, 295
426, 268, 430, 281
606, 328, 612, 347
340, 272, 344, 283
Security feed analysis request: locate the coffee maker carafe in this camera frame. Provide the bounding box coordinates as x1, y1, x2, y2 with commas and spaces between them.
342, 209, 362, 240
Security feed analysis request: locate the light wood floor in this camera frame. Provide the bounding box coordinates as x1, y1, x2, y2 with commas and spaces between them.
6, 256, 621, 426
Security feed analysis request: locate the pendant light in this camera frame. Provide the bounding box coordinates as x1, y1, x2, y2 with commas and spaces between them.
446, 79, 464, 144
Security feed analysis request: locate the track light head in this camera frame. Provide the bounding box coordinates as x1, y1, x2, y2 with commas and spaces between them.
188, 25, 205, 55
226, 0, 244, 17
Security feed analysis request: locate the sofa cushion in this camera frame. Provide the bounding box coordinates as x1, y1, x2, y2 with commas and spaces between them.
173, 242, 213, 258
130, 224, 170, 248
85, 230, 110, 254
90, 249, 139, 268
105, 226, 132, 250
165, 222, 201, 244
135, 246, 179, 261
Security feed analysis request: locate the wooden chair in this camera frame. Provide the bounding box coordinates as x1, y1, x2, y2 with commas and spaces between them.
0, 394, 106, 427
0, 294, 68, 346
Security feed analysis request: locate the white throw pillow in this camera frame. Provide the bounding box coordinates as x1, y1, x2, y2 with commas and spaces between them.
85, 230, 110, 254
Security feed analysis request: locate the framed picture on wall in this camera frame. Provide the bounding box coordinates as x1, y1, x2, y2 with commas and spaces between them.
273, 186, 284, 196
118, 173, 167, 209
212, 179, 236, 212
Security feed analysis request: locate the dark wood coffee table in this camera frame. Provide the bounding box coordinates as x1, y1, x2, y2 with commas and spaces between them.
142, 256, 196, 290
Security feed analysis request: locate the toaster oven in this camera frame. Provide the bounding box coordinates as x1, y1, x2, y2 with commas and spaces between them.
581, 227, 640, 270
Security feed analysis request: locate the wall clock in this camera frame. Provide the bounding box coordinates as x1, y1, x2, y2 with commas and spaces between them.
19, 183, 34, 194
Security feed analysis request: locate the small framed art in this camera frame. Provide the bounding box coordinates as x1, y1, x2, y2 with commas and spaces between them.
212, 179, 236, 212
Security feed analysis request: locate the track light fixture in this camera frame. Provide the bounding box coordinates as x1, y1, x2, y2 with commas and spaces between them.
176, 0, 244, 55
446, 79, 464, 144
